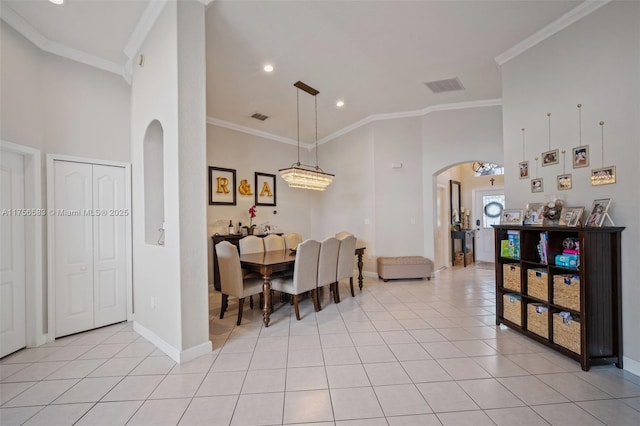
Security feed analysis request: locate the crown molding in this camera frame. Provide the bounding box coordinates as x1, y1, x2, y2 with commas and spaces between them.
1, 3, 124, 76
206, 117, 313, 150
123, 0, 169, 60
207, 99, 502, 148
317, 98, 503, 144
495, 0, 611, 66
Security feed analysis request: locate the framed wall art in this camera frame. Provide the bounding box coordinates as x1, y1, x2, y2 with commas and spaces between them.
209, 166, 236, 205
255, 172, 277, 206
500, 209, 523, 225
531, 178, 543, 193
519, 161, 529, 179
542, 149, 559, 166
586, 198, 612, 227
572, 146, 589, 168
557, 174, 572, 191
590, 166, 616, 186
559, 207, 584, 227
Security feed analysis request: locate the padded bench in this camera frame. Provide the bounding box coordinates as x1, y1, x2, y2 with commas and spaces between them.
377, 256, 433, 282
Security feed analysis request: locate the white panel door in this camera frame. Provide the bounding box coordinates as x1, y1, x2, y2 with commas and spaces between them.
54, 161, 94, 337
92, 165, 126, 327
474, 189, 505, 263
0, 151, 26, 357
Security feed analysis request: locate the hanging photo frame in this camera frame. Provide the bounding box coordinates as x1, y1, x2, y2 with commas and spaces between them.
591, 166, 616, 186
572, 146, 589, 168
518, 161, 529, 179
531, 178, 543, 193
542, 149, 559, 166
557, 174, 572, 191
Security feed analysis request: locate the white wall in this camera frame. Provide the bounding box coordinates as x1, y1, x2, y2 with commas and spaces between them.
501, 2, 640, 372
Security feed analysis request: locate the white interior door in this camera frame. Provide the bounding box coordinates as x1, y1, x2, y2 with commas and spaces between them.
435, 185, 447, 269
474, 189, 505, 263
54, 161, 94, 337
93, 165, 126, 328
0, 151, 26, 357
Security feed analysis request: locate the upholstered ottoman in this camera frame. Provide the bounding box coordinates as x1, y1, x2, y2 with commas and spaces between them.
377, 256, 433, 282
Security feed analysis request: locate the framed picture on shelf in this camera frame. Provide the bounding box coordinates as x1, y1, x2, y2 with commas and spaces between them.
590, 165, 616, 186
542, 149, 559, 166
254, 172, 277, 206
531, 178, 543, 193
585, 199, 611, 227
557, 174, 572, 190
559, 206, 584, 227
518, 161, 529, 179
209, 166, 236, 205
524, 203, 545, 226
572, 145, 589, 168
500, 209, 524, 225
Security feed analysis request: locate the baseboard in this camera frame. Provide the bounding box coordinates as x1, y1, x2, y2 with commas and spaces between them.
133, 321, 212, 364
623, 356, 640, 376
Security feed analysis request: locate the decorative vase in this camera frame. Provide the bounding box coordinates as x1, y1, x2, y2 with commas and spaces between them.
247, 227, 254, 235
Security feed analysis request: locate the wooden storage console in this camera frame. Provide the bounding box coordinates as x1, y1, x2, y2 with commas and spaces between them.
493, 225, 624, 371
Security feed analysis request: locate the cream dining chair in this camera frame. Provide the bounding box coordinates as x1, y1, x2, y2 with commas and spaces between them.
335, 231, 353, 240
270, 239, 320, 320
317, 237, 340, 310
216, 241, 263, 325
336, 234, 357, 297
263, 234, 285, 251
284, 232, 303, 251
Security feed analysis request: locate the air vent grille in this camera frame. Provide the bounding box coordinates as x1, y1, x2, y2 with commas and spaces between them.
251, 113, 269, 121
424, 77, 465, 93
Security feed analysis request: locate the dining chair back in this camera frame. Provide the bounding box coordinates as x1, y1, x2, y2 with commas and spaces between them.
263, 234, 285, 251
317, 237, 340, 309
336, 234, 357, 297
271, 239, 321, 320
335, 231, 353, 240
284, 232, 303, 251
216, 241, 263, 325
239, 235, 264, 254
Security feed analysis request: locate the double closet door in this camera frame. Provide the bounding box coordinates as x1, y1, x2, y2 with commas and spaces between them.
52, 160, 127, 337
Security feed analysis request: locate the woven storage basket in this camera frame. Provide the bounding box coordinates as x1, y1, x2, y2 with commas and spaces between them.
527, 268, 548, 301
553, 313, 581, 354
553, 275, 580, 312
503, 264, 521, 292
503, 294, 521, 326
527, 303, 549, 338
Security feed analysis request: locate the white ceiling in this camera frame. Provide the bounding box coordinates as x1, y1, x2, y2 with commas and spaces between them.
2, 0, 585, 144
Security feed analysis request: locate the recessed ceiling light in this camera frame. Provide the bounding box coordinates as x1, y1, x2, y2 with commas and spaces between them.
263, 64, 274, 73
49, 0, 65, 5
336, 100, 345, 108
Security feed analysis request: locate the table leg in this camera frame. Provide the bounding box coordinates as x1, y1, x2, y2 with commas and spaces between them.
262, 275, 272, 327
357, 252, 364, 291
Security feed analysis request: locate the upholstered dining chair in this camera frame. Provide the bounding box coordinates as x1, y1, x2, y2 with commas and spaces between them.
336, 234, 357, 297
270, 239, 321, 320
216, 241, 263, 325
239, 235, 264, 254
335, 231, 353, 240
317, 237, 340, 310
263, 234, 285, 251
284, 232, 303, 251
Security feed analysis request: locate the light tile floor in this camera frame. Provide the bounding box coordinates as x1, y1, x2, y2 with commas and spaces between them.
2, 265, 640, 425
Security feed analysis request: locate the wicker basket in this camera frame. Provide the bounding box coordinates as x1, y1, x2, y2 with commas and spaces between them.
527, 303, 549, 338
503, 264, 521, 292
503, 293, 521, 326
553, 275, 580, 312
553, 313, 581, 354
527, 268, 548, 301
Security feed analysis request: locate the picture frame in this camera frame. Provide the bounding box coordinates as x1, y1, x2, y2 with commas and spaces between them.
255, 172, 277, 206
524, 203, 545, 226
585, 199, 612, 227
590, 165, 616, 186
542, 149, 559, 166
557, 173, 572, 191
518, 161, 529, 179
209, 166, 236, 205
572, 145, 589, 168
559, 206, 584, 227
500, 209, 524, 225
531, 178, 543, 193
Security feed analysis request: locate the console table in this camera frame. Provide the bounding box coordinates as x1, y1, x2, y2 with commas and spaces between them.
451, 230, 475, 267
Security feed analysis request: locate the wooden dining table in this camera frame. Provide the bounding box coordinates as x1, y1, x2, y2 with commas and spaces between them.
239, 245, 366, 326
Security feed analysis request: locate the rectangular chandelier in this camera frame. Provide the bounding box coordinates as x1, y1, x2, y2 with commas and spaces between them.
279, 165, 334, 191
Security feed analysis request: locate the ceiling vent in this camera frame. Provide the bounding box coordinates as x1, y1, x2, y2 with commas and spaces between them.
251, 112, 269, 121
424, 77, 465, 94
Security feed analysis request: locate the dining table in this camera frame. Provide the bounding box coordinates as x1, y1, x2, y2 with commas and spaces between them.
239, 244, 366, 326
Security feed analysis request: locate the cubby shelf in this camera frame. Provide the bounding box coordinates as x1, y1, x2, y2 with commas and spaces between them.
493, 224, 624, 371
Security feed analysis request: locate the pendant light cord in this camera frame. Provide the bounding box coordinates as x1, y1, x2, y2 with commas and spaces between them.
296, 89, 301, 166
315, 95, 319, 170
